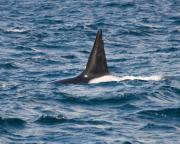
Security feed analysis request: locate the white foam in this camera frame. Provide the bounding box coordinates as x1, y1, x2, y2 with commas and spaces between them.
0, 83, 7, 89
6, 28, 28, 33
89, 75, 164, 84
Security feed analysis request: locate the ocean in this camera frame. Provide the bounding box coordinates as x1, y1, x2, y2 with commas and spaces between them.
0, 0, 180, 143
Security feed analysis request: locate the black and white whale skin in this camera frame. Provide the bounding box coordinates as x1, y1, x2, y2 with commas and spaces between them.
57, 29, 117, 84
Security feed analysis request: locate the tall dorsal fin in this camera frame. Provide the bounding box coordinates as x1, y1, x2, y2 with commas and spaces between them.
83, 30, 109, 77
56, 30, 109, 84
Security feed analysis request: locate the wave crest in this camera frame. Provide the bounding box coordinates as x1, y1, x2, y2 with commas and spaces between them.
35, 115, 67, 125
0, 117, 26, 128
138, 107, 180, 120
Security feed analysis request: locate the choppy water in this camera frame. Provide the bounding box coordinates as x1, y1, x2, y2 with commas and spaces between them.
0, 0, 180, 143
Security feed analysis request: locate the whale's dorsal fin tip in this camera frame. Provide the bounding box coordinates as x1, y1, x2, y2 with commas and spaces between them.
83, 29, 109, 77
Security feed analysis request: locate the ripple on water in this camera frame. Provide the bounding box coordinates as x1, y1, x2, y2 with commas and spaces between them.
61, 54, 77, 60
35, 114, 112, 126
140, 123, 176, 131
105, 1, 135, 9
0, 117, 26, 128
0, 62, 19, 70
35, 114, 67, 125
155, 47, 179, 53
161, 85, 180, 96
54, 91, 143, 106
138, 107, 180, 121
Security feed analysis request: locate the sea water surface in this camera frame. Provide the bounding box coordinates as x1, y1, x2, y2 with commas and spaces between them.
0, 0, 180, 143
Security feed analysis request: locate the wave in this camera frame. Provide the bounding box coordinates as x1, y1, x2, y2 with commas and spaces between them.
55, 92, 141, 106
138, 107, 180, 120
155, 47, 179, 53
0, 81, 18, 91
0, 117, 26, 128
35, 115, 111, 126
89, 75, 164, 83
140, 123, 176, 131
0, 62, 19, 69
35, 115, 67, 125
105, 2, 134, 9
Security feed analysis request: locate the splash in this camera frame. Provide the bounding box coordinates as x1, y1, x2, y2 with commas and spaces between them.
89, 75, 164, 84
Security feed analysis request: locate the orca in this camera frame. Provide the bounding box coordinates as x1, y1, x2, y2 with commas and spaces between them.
58, 29, 112, 84
57, 30, 164, 84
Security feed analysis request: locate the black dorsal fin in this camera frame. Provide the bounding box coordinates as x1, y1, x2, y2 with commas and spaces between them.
82, 30, 109, 77
56, 29, 110, 84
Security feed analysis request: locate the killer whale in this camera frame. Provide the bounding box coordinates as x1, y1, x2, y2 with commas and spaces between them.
58, 29, 110, 84
57, 30, 164, 84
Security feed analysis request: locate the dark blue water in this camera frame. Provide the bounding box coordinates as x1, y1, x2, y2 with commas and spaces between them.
0, 0, 180, 143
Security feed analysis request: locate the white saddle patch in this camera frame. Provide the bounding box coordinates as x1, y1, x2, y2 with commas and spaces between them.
89, 75, 164, 84
89, 75, 120, 84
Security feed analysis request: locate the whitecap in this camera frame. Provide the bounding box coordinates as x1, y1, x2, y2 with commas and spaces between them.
0, 83, 7, 89
6, 28, 29, 33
